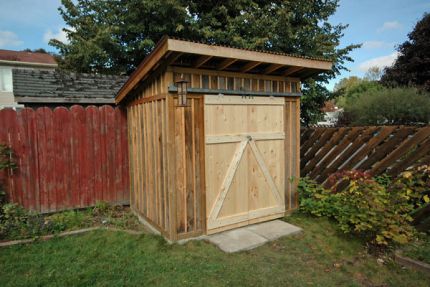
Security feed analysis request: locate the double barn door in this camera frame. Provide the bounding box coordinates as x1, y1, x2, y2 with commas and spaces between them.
204, 95, 286, 233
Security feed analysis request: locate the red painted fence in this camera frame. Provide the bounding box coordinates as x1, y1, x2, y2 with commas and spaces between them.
0, 105, 129, 213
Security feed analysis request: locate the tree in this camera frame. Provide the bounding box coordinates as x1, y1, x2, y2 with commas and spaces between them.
333, 72, 383, 108
50, 0, 359, 125
22, 48, 49, 54
364, 66, 383, 81
381, 13, 430, 91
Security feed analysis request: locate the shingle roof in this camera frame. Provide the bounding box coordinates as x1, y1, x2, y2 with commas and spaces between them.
0, 50, 57, 65
13, 69, 127, 104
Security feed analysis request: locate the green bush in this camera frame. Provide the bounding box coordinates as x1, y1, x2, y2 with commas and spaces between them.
0, 203, 48, 240
391, 165, 430, 232
299, 171, 416, 246
335, 78, 383, 108
391, 165, 430, 208
0, 144, 16, 205
341, 87, 430, 125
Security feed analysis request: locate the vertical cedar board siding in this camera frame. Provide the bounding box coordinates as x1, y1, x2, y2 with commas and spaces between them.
173, 96, 206, 239
127, 96, 205, 240
285, 98, 300, 210
128, 99, 171, 236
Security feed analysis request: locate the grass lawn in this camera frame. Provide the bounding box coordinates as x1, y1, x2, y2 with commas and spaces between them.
1, 214, 429, 287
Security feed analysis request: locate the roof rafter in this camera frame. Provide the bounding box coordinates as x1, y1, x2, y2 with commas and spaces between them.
217, 58, 238, 70
240, 61, 262, 73
193, 55, 213, 68
263, 64, 285, 74
283, 66, 304, 76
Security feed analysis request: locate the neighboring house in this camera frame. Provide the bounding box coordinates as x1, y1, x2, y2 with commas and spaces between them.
317, 100, 343, 126
13, 69, 127, 107
0, 49, 57, 109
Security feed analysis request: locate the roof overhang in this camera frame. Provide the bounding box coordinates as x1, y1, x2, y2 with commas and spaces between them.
15, 96, 115, 105
115, 37, 333, 103
0, 59, 57, 68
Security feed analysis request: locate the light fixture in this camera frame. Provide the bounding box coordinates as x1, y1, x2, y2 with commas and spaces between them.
175, 76, 189, 107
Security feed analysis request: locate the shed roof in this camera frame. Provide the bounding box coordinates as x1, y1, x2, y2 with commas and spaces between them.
116, 36, 333, 103
13, 69, 127, 105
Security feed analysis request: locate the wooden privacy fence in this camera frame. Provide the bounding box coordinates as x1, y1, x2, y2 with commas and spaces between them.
301, 125, 430, 186
0, 105, 129, 213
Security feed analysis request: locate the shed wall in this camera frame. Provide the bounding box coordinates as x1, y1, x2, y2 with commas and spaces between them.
127, 71, 206, 240
127, 69, 300, 240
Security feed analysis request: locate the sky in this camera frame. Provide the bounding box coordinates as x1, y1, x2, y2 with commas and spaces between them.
0, 0, 429, 90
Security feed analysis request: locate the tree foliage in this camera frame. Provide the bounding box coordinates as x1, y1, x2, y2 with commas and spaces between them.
51, 0, 358, 124
333, 75, 383, 108
381, 13, 430, 91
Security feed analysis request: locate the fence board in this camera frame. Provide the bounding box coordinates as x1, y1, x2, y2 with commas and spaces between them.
301, 126, 430, 186
0, 105, 129, 213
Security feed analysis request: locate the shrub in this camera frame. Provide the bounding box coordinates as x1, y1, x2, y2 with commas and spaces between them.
0, 203, 48, 240
0, 144, 16, 205
341, 87, 430, 125
391, 165, 430, 232
390, 165, 430, 208
299, 171, 416, 246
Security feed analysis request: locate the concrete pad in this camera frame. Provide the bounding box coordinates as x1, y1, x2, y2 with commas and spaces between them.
206, 220, 303, 253
245, 220, 302, 241
207, 228, 268, 253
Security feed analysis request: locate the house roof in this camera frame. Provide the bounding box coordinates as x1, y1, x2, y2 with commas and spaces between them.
116, 36, 333, 103
13, 69, 128, 105
0, 49, 57, 67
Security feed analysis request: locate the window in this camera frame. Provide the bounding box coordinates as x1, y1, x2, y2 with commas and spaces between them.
227, 77, 234, 90
234, 77, 242, 90
0, 68, 13, 92
244, 78, 251, 91
218, 76, 226, 89
291, 82, 298, 93
202, 75, 209, 89
210, 76, 218, 89
285, 81, 291, 92
265, 80, 272, 92
272, 81, 278, 93
278, 81, 284, 93
259, 79, 265, 92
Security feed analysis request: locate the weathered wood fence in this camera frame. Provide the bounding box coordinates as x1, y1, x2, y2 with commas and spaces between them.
0, 106, 129, 213
301, 126, 430, 186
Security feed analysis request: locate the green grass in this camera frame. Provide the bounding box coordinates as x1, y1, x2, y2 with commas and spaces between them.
1, 214, 429, 287
402, 234, 430, 264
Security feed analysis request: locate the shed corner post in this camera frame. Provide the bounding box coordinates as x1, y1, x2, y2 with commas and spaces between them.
165, 84, 178, 241
284, 97, 301, 212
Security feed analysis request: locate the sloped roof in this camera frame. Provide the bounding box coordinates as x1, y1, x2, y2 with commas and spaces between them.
13, 69, 128, 104
0, 49, 57, 66
169, 37, 331, 62
116, 36, 333, 103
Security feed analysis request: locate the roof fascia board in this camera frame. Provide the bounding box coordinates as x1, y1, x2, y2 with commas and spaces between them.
115, 36, 169, 103
0, 60, 57, 68
16, 96, 115, 104
167, 39, 333, 70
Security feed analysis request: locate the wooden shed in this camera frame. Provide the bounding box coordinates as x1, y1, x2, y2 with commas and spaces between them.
116, 37, 332, 241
